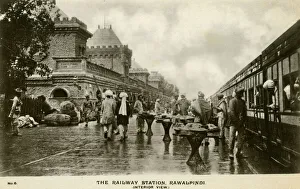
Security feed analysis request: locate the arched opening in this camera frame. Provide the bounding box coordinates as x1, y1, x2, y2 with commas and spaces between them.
52, 88, 68, 98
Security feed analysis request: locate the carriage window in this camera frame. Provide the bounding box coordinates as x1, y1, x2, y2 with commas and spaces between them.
256, 85, 264, 109
267, 67, 272, 79
244, 89, 247, 103
283, 73, 299, 111
282, 57, 290, 75
259, 72, 263, 84
282, 53, 300, 111
273, 63, 278, 79
250, 76, 253, 88
290, 53, 299, 73
248, 88, 254, 108
256, 74, 260, 86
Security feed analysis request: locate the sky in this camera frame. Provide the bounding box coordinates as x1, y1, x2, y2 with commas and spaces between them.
57, 0, 300, 99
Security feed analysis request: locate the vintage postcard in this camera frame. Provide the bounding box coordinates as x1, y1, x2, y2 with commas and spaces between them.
0, 0, 299, 188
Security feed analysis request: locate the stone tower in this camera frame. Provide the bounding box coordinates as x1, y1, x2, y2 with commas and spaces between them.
86, 25, 132, 77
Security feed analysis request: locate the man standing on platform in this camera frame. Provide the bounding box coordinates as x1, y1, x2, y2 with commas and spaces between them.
101, 90, 116, 140
154, 99, 163, 115
178, 94, 190, 116
191, 91, 212, 146
82, 94, 93, 127
95, 90, 102, 124
228, 87, 247, 159
171, 94, 180, 115
215, 94, 228, 139
134, 95, 145, 133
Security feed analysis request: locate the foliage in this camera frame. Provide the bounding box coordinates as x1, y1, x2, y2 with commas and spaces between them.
0, 0, 56, 89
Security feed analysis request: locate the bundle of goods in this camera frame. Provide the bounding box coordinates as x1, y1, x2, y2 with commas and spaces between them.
174, 122, 207, 136
140, 111, 156, 119
44, 113, 71, 126
60, 101, 80, 125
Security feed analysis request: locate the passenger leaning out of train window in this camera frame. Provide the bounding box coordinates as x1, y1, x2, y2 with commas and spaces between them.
285, 77, 300, 111
263, 79, 278, 109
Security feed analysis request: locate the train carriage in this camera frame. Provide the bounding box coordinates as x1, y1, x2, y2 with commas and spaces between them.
211, 20, 300, 171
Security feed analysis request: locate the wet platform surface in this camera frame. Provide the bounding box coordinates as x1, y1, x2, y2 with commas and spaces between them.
0, 116, 288, 176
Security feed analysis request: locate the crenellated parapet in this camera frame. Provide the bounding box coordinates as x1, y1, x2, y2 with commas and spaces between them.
129, 68, 150, 84
129, 68, 149, 74
53, 16, 92, 40
86, 44, 132, 75
86, 45, 132, 56
54, 16, 88, 30
148, 71, 164, 82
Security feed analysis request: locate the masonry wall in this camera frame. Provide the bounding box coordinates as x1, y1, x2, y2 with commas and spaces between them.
87, 50, 125, 75
50, 34, 76, 57
148, 81, 159, 89
90, 56, 124, 74
75, 35, 88, 56
26, 82, 98, 110
129, 73, 148, 83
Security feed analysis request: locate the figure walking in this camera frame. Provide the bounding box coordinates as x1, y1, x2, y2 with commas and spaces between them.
8, 88, 23, 136
95, 90, 102, 124
191, 91, 212, 146
178, 94, 191, 116
228, 87, 247, 159
116, 92, 131, 141
101, 90, 116, 140
134, 95, 145, 133
215, 94, 228, 139
154, 99, 163, 115
82, 94, 93, 127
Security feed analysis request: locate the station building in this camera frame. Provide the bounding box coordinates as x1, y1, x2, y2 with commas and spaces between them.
25, 4, 178, 109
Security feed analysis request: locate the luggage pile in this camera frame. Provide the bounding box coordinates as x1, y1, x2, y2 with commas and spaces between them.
60, 101, 80, 126
44, 113, 71, 126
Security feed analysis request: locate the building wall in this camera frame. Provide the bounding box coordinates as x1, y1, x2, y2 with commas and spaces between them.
129, 73, 148, 84
148, 81, 159, 89
90, 56, 124, 74
75, 35, 88, 56
87, 46, 131, 76
50, 33, 77, 57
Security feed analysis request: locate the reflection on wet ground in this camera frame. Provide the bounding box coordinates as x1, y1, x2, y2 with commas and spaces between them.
0, 117, 254, 176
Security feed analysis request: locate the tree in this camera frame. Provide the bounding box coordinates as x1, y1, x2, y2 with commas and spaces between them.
0, 0, 55, 93
0, 0, 56, 122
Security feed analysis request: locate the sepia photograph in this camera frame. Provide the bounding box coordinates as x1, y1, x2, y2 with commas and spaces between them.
0, 0, 299, 188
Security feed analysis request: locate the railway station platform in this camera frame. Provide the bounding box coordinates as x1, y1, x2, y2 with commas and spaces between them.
0, 117, 296, 176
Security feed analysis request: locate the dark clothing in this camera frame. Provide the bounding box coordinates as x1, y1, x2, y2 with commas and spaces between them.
116, 101, 131, 125
41, 101, 56, 115
95, 100, 102, 123
228, 97, 247, 128
83, 99, 93, 122
228, 97, 247, 155
178, 98, 191, 116
171, 99, 180, 115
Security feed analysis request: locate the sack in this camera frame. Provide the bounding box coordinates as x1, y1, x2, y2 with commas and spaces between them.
191, 100, 201, 116
88, 111, 96, 121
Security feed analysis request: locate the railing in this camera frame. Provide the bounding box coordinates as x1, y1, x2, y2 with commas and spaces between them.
86, 61, 121, 80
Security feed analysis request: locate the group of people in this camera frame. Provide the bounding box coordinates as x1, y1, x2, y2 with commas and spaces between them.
170, 89, 247, 159
8, 88, 57, 136
81, 89, 131, 141
8, 85, 247, 158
